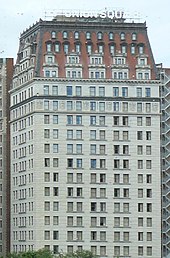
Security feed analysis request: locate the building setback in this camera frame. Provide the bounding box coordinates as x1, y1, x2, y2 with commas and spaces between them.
10, 13, 161, 258
0, 58, 13, 257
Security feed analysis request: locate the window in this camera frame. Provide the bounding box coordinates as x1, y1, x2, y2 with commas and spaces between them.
75, 86, 82, 97
99, 130, 105, 140
114, 188, 120, 198
97, 32, 103, 40
44, 231, 50, 240
63, 31, 68, 39
138, 160, 143, 169
113, 102, 119, 111
44, 158, 50, 167
114, 159, 120, 169
86, 32, 91, 40
138, 203, 143, 212
44, 201, 50, 211
77, 159, 82, 168
87, 44, 92, 54
53, 115, 58, 124
52, 129, 58, 139
122, 87, 128, 97
146, 103, 151, 113
109, 32, 114, 40
114, 203, 120, 212
137, 87, 142, 97
53, 173, 58, 182
67, 86, 72, 96
147, 218, 152, 227
137, 103, 142, 112
114, 217, 120, 227
138, 232, 143, 241
74, 31, 79, 39
90, 130, 96, 140
67, 130, 73, 139
99, 87, 105, 97
91, 202, 97, 212
99, 102, 105, 111
132, 32, 137, 40
137, 117, 142, 126
123, 174, 129, 184
67, 115, 73, 125
113, 116, 119, 126
100, 216, 106, 225
120, 32, 125, 40
137, 145, 143, 155
147, 203, 152, 212
137, 131, 143, 140
44, 115, 50, 124
138, 174, 143, 183
147, 247, 152, 256
99, 116, 105, 126
122, 116, 128, 126
146, 117, 151, 126
114, 246, 120, 256
146, 131, 151, 140
44, 144, 50, 153
44, 85, 49, 95
53, 158, 58, 167
44, 216, 50, 225
123, 203, 129, 212
146, 160, 152, 169
146, 174, 152, 183
110, 44, 115, 54
44, 187, 50, 196
145, 88, 151, 97
89, 86, 96, 96
90, 116, 96, 125
55, 43, 60, 52
90, 144, 96, 154
113, 87, 119, 97
123, 217, 129, 227
123, 131, 128, 140
91, 159, 96, 169
138, 246, 143, 256
131, 44, 135, 54
53, 187, 58, 196
67, 101, 73, 111
113, 131, 119, 140
67, 159, 73, 168
76, 115, 82, 125
138, 189, 143, 198
90, 101, 96, 111
138, 217, 143, 227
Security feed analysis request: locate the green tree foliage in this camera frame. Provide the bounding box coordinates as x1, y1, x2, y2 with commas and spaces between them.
7, 249, 96, 258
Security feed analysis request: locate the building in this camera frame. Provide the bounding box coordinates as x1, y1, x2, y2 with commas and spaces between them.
10, 10, 161, 258
0, 58, 13, 257
159, 66, 170, 258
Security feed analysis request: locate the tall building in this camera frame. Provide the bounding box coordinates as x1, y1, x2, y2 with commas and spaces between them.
10, 11, 161, 258
0, 58, 13, 257
159, 66, 170, 258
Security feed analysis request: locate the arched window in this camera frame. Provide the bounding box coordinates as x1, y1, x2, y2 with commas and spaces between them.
63, 31, 68, 39
109, 32, 114, 40
120, 32, 125, 40
97, 32, 103, 40
86, 31, 91, 40
51, 31, 56, 39
132, 32, 137, 41
74, 31, 79, 40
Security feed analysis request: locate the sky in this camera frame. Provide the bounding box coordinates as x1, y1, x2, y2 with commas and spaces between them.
1, 0, 170, 66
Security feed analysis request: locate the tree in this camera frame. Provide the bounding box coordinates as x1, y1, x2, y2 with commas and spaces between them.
57, 250, 96, 258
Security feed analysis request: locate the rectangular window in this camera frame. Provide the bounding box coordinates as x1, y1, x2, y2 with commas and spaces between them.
113, 131, 119, 140
53, 129, 58, 139
122, 87, 128, 97
44, 85, 49, 95
90, 87, 96, 96
113, 116, 119, 126
53, 115, 58, 124
67, 115, 73, 125
137, 87, 142, 97
137, 131, 143, 140
90, 130, 96, 140
113, 87, 119, 97
76, 86, 82, 96
145, 88, 151, 97
146, 117, 151, 126
52, 85, 58, 95
99, 87, 105, 97
76, 115, 82, 125
113, 102, 119, 111
137, 117, 142, 126
90, 116, 96, 125
67, 130, 73, 139
67, 86, 72, 96
44, 115, 50, 124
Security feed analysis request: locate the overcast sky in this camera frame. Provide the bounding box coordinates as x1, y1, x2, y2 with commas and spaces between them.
1, 0, 169, 66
